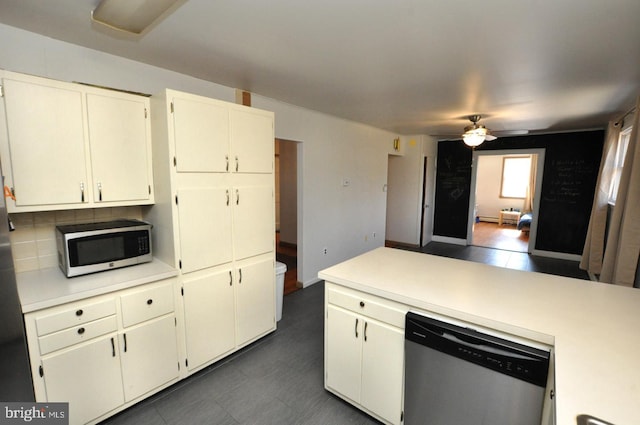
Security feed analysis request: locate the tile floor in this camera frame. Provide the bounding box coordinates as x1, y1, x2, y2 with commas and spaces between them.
101, 242, 588, 424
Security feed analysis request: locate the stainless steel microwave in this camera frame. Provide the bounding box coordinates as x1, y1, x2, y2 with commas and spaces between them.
56, 219, 152, 277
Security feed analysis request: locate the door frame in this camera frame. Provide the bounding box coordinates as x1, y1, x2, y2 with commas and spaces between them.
466, 148, 545, 253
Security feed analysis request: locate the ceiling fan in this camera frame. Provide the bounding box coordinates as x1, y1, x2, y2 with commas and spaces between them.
461, 115, 495, 147
433, 115, 529, 147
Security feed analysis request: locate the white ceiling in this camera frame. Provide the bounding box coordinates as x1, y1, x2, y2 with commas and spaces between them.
1, 0, 639, 137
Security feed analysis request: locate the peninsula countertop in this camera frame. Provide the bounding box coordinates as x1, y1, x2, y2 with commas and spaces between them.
318, 247, 639, 425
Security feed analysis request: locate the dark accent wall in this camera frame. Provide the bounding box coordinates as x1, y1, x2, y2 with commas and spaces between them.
434, 130, 604, 255
433, 141, 473, 239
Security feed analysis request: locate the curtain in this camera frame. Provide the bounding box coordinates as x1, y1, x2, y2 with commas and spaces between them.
523, 154, 538, 213
580, 121, 621, 275
600, 97, 640, 286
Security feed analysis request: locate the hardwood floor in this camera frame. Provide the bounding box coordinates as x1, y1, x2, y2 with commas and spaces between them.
472, 221, 529, 252
276, 233, 299, 295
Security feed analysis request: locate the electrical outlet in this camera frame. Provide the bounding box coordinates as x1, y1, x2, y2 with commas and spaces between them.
373, 232, 377, 238
323, 247, 328, 255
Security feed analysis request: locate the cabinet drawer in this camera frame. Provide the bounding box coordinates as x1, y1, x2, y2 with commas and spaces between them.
120, 281, 175, 328
327, 285, 408, 328
38, 316, 118, 355
35, 298, 116, 336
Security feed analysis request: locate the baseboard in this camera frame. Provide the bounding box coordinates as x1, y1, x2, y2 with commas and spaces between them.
431, 235, 467, 245
301, 277, 322, 288
385, 240, 421, 249
531, 249, 582, 262
278, 240, 297, 249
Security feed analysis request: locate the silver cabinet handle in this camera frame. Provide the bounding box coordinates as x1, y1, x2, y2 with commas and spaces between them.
97, 182, 102, 201
235, 156, 239, 172
355, 318, 359, 338
80, 182, 85, 202
236, 189, 239, 205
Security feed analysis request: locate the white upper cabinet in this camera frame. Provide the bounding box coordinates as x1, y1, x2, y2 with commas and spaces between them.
0, 70, 154, 212
172, 96, 229, 173
230, 108, 274, 173
176, 186, 233, 274
86, 91, 153, 204
2, 76, 89, 208
166, 90, 273, 175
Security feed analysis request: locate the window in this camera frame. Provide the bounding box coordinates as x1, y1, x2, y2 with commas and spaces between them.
500, 156, 532, 198
608, 126, 632, 204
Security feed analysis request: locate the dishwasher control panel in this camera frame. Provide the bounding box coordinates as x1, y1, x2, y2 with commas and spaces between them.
405, 312, 550, 387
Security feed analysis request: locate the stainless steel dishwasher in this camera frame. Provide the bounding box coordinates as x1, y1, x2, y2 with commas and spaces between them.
404, 312, 550, 425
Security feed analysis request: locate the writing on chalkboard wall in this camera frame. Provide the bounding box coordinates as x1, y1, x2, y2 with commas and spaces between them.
543, 159, 595, 204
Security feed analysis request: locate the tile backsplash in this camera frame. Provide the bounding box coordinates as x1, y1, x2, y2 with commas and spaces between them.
9, 207, 143, 273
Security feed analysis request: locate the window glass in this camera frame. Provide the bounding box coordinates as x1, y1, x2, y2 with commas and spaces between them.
500, 156, 531, 198
609, 127, 632, 204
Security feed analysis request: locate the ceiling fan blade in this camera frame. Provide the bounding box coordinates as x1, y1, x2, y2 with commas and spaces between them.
493, 130, 529, 136
485, 134, 497, 141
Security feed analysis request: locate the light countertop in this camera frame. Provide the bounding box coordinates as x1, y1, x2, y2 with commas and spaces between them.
18, 259, 178, 313
319, 247, 640, 425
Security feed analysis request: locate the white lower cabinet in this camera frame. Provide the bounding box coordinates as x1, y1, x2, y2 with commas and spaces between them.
41, 334, 124, 425
24, 278, 179, 425
119, 315, 179, 401
182, 268, 236, 371
181, 256, 276, 372
325, 283, 407, 425
235, 257, 276, 346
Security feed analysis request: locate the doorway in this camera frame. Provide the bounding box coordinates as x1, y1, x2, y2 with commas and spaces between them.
467, 149, 545, 253
275, 138, 300, 295
420, 156, 433, 247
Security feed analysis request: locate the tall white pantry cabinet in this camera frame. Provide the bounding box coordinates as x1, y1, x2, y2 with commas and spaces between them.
145, 89, 276, 375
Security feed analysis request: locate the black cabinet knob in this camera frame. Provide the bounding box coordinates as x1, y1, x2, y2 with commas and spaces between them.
359, 301, 365, 308
77, 327, 85, 335
147, 299, 153, 305
76, 309, 83, 316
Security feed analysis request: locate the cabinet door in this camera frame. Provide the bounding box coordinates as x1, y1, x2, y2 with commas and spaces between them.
119, 315, 179, 401
177, 187, 233, 273
325, 305, 362, 403
41, 334, 124, 425
2, 77, 88, 207
87, 92, 152, 203
361, 319, 404, 425
235, 257, 276, 345
172, 96, 229, 172
182, 269, 236, 371
232, 184, 274, 260
229, 108, 273, 173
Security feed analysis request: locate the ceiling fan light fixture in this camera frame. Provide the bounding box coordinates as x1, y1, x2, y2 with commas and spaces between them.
462, 131, 486, 147
461, 115, 490, 147
91, 0, 183, 35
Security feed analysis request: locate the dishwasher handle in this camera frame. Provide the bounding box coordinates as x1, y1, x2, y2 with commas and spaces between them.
413, 321, 538, 361
405, 312, 550, 387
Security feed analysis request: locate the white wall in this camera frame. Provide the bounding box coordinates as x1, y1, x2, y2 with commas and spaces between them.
0, 23, 397, 287
385, 135, 437, 245
253, 95, 396, 286
475, 155, 527, 220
